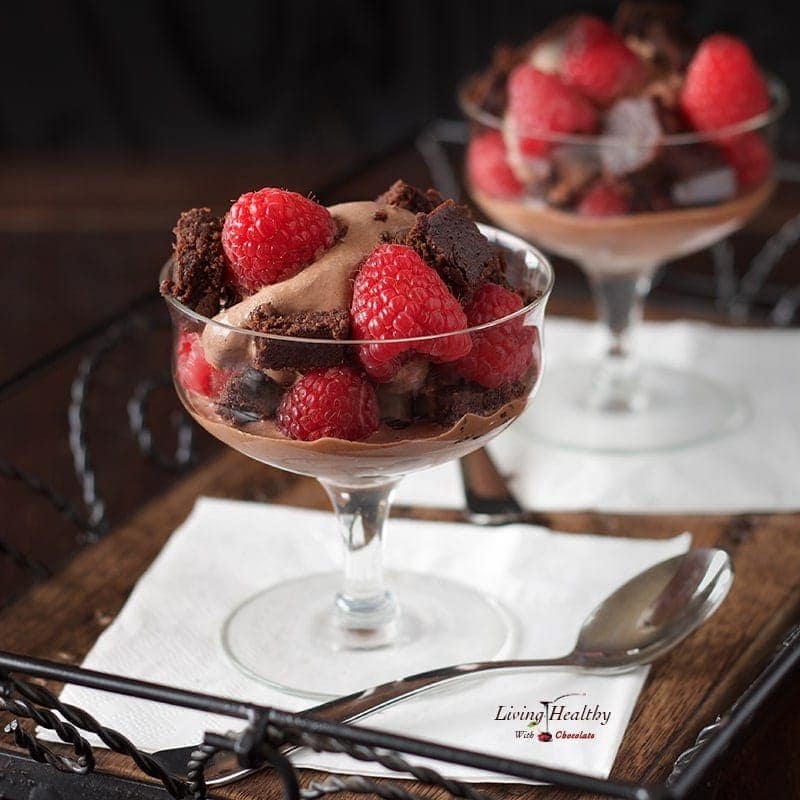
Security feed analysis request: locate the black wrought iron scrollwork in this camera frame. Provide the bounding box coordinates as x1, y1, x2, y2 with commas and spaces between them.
67, 314, 197, 541
185, 743, 219, 800
302, 775, 429, 800
0, 672, 189, 797
0, 651, 663, 800
0, 459, 81, 575
269, 732, 489, 800
0, 310, 198, 598
729, 209, 800, 322
3, 718, 93, 775
0, 670, 495, 800
127, 374, 196, 471
666, 717, 722, 787
208, 723, 491, 800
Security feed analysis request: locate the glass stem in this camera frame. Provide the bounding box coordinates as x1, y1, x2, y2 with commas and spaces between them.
320, 478, 400, 644
587, 270, 654, 412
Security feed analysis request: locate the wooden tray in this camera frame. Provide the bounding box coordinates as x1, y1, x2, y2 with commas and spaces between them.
2, 138, 800, 798
1, 449, 799, 799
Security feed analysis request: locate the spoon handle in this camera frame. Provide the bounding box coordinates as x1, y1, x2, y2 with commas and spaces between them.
459, 449, 525, 523
307, 655, 577, 727
196, 656, 577, 787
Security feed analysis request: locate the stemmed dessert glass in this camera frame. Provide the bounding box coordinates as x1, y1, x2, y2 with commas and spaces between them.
162, 225, 553, 698
460, 79, 787, 453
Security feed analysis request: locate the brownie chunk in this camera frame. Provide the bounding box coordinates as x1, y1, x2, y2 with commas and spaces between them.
626, 165, 673, 213
417, 376, 528, 426
546, 147, 599, 208
403, 200, 505, 299
613, 2, 696, 72
376, 180, 444, 214
217, 368, 282, 426
160, 208, 229, 317
664, 144, 736, 207
464, 44, 524, 117
246, 305, 351, 371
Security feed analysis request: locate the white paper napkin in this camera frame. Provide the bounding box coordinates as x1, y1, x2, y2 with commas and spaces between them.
47, 498, 691, 782
398, 318, 800, 514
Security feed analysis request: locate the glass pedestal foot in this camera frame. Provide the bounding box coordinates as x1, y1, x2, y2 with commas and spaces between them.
222, 570, 517, 699
523, 361, 750, 454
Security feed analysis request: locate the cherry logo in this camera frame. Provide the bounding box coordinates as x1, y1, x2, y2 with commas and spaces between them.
536, 692, 586, 743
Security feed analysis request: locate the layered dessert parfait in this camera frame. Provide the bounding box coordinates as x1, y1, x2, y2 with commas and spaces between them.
461, 3, 783, 275
160, 181, 550, 482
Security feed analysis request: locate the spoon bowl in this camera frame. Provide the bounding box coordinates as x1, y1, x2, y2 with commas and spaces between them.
573, 548, 733, 667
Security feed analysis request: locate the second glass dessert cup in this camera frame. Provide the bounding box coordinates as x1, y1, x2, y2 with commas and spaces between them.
461, 80, 787, 453
163, 225, 553, 698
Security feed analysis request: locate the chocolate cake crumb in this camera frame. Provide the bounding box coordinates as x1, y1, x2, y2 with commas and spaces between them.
402, 200, 505, 299
333, 216, 349, 242
160, 208, 229, 317
376, 180, 445, 214
217, 368, 281, 426
246, 305, 352, 371
373, 209, 388, 222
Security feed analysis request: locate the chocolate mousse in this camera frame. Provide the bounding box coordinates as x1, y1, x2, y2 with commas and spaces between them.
198, 200, 416, 368
161, 181, 545, 479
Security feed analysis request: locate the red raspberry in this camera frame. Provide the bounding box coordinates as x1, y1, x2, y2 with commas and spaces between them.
680, 35, 770, 133
467, 131, 524, 199
454, 284, 536, 389
561, 16, 645, 107
351, 244, 472, 381
276, 367, 379, 442
507, 66, 597, 157
176, 332, 225, 397
222, 188, 337, 294
577, 181, 631, 216
564, 14, 609, 47
722, 132, 772, 189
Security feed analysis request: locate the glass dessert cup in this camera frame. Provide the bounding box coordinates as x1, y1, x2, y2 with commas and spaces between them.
162, 225, 553, 698
460, 79, 788, 453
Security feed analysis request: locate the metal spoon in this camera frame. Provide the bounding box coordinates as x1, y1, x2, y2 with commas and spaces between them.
155, 547, 732, 786
458, 448, 525, 525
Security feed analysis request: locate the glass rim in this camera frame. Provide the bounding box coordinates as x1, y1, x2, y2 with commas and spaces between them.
160, 223, 554, 346
458, 74, 789, 148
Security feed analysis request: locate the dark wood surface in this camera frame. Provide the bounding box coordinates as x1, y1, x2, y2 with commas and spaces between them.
2, 454, 800, 800
0, 143, 799, 799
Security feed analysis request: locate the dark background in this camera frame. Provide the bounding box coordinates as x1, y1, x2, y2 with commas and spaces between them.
3, 0, 798, 163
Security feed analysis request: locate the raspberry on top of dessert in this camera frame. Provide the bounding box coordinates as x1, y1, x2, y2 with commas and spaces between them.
464, 2, 775, 213
160, 181, 541, 443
